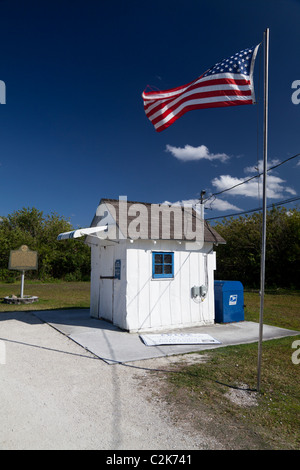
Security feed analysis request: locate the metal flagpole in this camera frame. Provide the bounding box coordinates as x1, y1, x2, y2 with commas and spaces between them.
257, 27, 269, 393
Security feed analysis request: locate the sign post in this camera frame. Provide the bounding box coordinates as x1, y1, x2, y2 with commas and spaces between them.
20, 270, 25, 298
6, 245, 39, 304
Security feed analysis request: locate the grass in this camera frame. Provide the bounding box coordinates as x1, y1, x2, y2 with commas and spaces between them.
165, 336, 300, 449
0, 281, 299, 448
244, 289, 300, 331
0, 280, 91, 312
162, 290, 300, 449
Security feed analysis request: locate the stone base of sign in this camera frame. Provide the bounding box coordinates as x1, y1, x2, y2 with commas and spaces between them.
3, 295, 39, 305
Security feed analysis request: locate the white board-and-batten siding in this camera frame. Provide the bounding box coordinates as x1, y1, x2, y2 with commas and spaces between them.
90, 239, 216, 332
126, 240, 216, 331
90, 242, 126, 327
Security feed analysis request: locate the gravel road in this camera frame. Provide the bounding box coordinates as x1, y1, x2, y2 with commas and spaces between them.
0, 311, 222, 450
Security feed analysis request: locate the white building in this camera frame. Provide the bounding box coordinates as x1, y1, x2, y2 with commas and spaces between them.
81, 198, 226, 333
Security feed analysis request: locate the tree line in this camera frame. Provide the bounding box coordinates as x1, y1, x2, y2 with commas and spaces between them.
0, 206, 299, 288
213, 206, 300, 289
0, 207, 90, 282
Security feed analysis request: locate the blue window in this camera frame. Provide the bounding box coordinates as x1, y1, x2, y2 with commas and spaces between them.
152, 252, 174, 279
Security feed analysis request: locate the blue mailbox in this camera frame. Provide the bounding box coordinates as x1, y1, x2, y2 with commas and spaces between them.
214, 280, 244, 323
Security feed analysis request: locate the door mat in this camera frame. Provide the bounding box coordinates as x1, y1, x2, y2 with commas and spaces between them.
140, 333, 222, 346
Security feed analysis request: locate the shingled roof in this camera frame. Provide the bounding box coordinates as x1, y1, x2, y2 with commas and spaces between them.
91, 198, 226, 244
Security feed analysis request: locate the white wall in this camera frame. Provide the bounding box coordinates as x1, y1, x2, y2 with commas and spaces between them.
89, 239, 216, 331
90, 243, 100, 318
89, 241, 127, 326
111, 242, 127, 329
125, 240, 216, 332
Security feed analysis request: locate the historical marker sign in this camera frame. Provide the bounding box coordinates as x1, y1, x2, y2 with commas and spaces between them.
9, 245, 38, 271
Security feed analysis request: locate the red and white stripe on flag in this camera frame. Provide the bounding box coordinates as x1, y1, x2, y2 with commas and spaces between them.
142, 44, 260, 132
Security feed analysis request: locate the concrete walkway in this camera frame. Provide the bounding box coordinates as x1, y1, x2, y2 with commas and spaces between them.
33, 309, 300, 364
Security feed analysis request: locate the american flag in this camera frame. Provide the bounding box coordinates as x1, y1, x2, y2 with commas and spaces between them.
142, 44, 260, 132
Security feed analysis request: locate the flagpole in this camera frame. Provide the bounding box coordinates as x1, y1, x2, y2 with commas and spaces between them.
257, 27, 269, 393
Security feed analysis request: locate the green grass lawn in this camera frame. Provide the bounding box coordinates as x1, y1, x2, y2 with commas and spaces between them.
0, 280, 91, 312
162, 290, 300, 449
244, 290, 300, 331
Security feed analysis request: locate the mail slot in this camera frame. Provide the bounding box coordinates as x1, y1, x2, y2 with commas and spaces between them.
214, 280, 244, 323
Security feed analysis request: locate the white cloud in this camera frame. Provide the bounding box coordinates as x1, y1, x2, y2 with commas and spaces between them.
165, 144, 230, 162
212, 173, 296, 200
285, 187, 297, 195
212, 174, 259, 198
162, 199, 198, 207
204, 198, 242, 212
163, 155, 297, 215
244, 158, 281, 174
163, 198, 242, 213
262, 175, 296, 198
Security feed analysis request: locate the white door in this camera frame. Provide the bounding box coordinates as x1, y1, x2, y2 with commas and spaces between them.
99, 246, 114, 322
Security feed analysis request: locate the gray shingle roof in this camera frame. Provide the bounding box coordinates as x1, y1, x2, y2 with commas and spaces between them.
91, 198, 226, 244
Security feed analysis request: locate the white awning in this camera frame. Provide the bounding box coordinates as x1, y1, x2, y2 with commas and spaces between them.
57, 225, 108, 240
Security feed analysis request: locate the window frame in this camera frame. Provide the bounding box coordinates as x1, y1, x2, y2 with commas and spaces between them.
152, 251, 174, 279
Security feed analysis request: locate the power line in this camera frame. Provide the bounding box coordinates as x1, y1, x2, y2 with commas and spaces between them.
204, 152, 300, 204
206, 196, 300, 221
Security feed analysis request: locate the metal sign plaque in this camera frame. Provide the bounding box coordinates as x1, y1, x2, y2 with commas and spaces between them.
114, 259, 121, 280
9, 245, 38, 271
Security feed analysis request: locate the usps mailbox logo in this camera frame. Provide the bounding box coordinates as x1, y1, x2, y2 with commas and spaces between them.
229, 294, 238, 305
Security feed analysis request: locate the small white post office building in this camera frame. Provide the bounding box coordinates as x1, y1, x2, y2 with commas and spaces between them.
58, 198, 225, 332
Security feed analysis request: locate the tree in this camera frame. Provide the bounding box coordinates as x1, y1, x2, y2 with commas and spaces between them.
213, 207, 300, 289
0, 207, 91, 281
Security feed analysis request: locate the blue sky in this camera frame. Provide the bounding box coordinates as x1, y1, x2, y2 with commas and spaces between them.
0, 0, 299, 229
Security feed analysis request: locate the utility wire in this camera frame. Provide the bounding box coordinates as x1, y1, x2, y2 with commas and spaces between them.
206, 196, 300, 221
204, 152, 300, 205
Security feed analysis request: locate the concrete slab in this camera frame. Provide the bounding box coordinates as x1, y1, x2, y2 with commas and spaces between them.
33, 309, 300, 364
